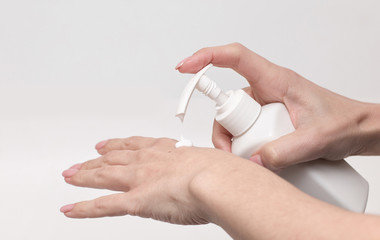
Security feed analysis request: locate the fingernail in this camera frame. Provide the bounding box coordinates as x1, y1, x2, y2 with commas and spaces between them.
95, 140, 108, 150
62, 168, 79, 178
175, 56, 191, 70
249, 154, 263, 166
60, 204, 75, 213
69, 163, 82, 170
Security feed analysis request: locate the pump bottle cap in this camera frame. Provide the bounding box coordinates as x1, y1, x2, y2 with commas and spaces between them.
216, 89, 261, 136
176, 64, 261, 137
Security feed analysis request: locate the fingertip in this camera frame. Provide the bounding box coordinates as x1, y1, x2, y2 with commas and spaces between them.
63, 177, 70, 184
177, 58, 203, 73
95, 140, 108, 151
69, 163, 82, 170
177, 48, 214, 73
64, 211, 76, 218
60, 203, 75, 214
97, 148, 106, 155
62, 168, 79, 178
96, 139, 112, 155
220, 141, 232, 152
249, 154, 263, 166
175, 56, 192, 70
212, 136, 232, 152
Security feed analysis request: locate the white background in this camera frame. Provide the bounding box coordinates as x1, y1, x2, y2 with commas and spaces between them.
0, 0, 379, 239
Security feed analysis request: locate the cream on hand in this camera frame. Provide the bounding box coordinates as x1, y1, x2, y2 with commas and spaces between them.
175, 136, 193, 148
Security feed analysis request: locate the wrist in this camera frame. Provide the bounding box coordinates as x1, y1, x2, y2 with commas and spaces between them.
356, 102, 380, 155
189, 156, 259, 239
188, 154, 238, 225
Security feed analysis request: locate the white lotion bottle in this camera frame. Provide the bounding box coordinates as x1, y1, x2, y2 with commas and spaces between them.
176, 64, 368, 213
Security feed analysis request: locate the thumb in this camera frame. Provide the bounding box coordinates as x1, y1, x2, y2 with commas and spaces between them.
212, 120, 232, 152
254, 129, 322, 171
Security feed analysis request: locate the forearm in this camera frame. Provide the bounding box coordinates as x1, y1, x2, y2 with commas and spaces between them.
190, 155, 380, 239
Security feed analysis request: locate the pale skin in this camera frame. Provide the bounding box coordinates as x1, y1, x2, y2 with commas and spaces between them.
61, 43, 380, 239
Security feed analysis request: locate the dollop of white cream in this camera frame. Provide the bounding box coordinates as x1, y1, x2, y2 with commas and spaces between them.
175, 136, 193, 148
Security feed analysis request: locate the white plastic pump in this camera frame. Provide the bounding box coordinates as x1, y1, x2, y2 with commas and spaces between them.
176, 64, 369, 213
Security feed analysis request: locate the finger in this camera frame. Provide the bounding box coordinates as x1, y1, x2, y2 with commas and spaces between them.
62, 192, 140, 218
96, 137, 174, 155
80, 150, 135, 170
256, 129, 323, 171
64, 165, 136, 192
96, 136, 154, 155
212, 120, 232, 152
177, 43, 278, 84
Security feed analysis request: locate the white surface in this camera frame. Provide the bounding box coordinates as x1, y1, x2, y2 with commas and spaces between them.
1, 0, 380, 239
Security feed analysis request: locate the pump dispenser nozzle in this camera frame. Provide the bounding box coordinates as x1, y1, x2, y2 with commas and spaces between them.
176, 64, 229, 121
176, 64, 262, 136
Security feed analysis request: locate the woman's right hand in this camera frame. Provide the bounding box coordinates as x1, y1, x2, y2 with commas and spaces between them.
176, 43, 379, 170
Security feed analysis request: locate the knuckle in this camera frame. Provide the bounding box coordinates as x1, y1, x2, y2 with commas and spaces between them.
151, 138, 161, 146
154, 137, 175, 147
121, 136, 142, 149
103, 150, 118, 160
101, 155, 111, 165
195, 46, 210, 56
102, 151, 119, 164
103, 138, 118, 147
160, 137, 174, 143
94, 168, 107, 182
229, 42, 245, 56
121, 137, 134, 148
136, 149, 145, 159
229, 42, 244, 51
261, 145, 282, 170
136, 148, 157, 161
80, 161, 90, 170
94, 198, 106, 212
75, 205, 87, 217
227, 42, 245, 68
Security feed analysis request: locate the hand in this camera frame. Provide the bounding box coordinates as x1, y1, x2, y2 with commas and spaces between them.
60, 137, 235, 225
61, 138, 380, 240
176, 43, 373, 170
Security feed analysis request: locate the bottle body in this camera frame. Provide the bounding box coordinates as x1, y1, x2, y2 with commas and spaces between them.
232, 103, 294, 158
229, 102, 369, 213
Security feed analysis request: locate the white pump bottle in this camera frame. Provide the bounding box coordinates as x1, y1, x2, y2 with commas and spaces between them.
176, 64, 369, 213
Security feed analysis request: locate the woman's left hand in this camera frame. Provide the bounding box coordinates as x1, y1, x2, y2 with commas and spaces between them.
61, 137, 234, 225
61, 136, 370, 240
